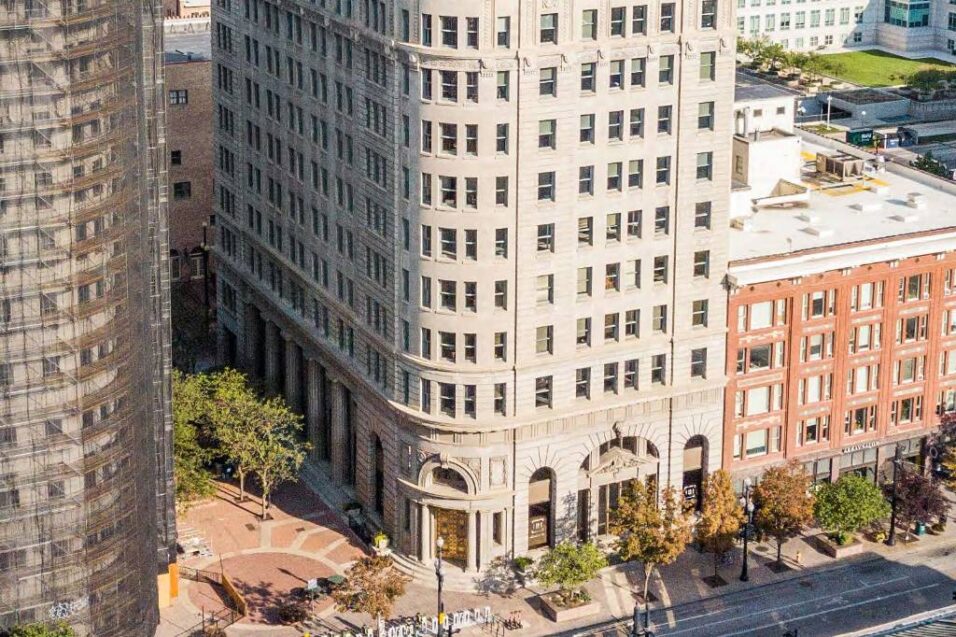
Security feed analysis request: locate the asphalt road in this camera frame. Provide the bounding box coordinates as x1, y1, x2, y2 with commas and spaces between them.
571, 544, 956, 637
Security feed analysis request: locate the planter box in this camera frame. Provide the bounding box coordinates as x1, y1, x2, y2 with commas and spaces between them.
816, 533, 864, 559
540, 594, 601, 623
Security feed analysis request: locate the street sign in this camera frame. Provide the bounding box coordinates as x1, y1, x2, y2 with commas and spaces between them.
846, 129, 874, 146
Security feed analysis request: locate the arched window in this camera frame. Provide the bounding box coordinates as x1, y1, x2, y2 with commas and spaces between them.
432, 467, 468, 493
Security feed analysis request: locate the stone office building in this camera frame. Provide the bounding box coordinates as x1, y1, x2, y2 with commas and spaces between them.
212, 0, 735, 581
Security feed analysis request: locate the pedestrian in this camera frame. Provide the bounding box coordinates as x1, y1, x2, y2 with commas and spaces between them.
795, 550, 802, 565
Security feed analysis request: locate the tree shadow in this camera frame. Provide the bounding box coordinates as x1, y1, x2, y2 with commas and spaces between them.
473, 556, 519, 598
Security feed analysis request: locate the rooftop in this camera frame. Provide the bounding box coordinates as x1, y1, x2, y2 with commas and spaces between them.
728, 140, 956, 284
734, 69, 801, 103
164, 30, 211, 61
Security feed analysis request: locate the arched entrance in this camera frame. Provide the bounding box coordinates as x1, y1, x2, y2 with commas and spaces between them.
373, 436, 384, 516
430, 467, 469, 567
577, 435, 659, 541
682, 436, 708, 511
528, 468, 554, 550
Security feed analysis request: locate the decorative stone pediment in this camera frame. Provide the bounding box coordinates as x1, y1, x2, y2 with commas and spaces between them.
591, 446, 650, 477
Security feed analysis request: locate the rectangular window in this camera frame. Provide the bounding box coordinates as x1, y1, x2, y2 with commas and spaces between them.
632, 5, 648, 34
651, 354, 666, 384
582, 9, 598, 39
497, 16, 511, 47
699, 51, 716, 80
698, 102, 715, 130
535, 376, 553, 408
576, 367, 591, 398
660, 2, 675, 31
540, 13, 558, 43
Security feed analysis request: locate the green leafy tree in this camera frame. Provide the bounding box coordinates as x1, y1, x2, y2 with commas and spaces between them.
937, 413, 956, 491
814, 474, 889, 545
331, 555, 410, 621
171, 370, 216, 512
764, 42, 786, 72
536, 541, 608, 607
913, 151, 949, 177
610, 483, 691, 621
4, 622, 76, 637
244, 396, 309, 519
754, 462, 815, 567
207, 368, 269, 503
696, 470, 744, 581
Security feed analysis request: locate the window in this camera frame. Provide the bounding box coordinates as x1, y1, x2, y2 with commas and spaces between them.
496, 71, 510, 100
578, 217, 593, 245
421, 277, 432, 307
844, 405, 877, 435
658, 105, 672, 134
439, 280, 456, 310
576, 368, 591, 398
698, 102, 715, 130
797, 416, 830, 446
701, 0, 717, 27
651, 354, 666, 384
495, 228, 508, 257
440, 331, 456, 361
607, 162, 622, 191
660, 2, 675, 30
895, 356, 924, 384
464, 281, 477, 310
535, 325, 554, 354
604, 363, 619, 393
607, 213, 622, 242
439, 228, 457, 259
577, 317, 592, 347
496, 176, 509, 206
540, 13, 558, 43
606, 263, 621, 291
440, 176, 457, 207
897, 315, 927, 343
440, 123, 457, 154
628, 161, 643, 188
422, 14, 433, 45
891, 397, 923, 426
421, 379, 432, 412
798, 374, 832, 405
653, 256, 668, 283
582, 9, 598, 39
696, 152, 713, 180
658, 55, 674, 84
494, 281, 508, 308
580, 114, 596, 143
169, 89, 189, 105
851, 281, 883, 311
632, 4, 648, 33
802, 289, 835, 319
579, 166, 594, 195
699, 51, 716, 81
497, 16, 511, 47
608, 111, 624, 140
170, 150, 182, 165
695, 202, 712, 228
581, 63, 596, 91
624, 359, 639, 389
494, 332, 507, 360
610, 60, 625, 88
898, 273, 931, 302
654, 206, 669, 235
173, 181, 192, 199
536, 274, 554, 304
625, 309, 640, 338
539, 119, 556, 149
538, 172, 556, 200
539, 67, 557, 96
466, 17, 479, 47
652, 304, 667, 332
537, 224, 555, 252
577, 267, 592, 297
692, 299, 708, 327
439, 383, 456, 416
535, 376, 553, 408
655, 156, 671, 185
496, 123, 509, 153
691, 348, 707, 378
441, 16, 458, 47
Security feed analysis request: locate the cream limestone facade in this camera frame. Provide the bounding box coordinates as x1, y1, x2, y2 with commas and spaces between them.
213, 0, 734, 584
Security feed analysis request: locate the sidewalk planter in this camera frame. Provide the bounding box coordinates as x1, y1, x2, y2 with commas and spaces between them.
540, 593, 600, 623
816, 533, 864, 559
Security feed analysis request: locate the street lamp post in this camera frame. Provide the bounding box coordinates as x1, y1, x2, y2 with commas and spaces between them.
740, 477, 755, 582
886, 445, 903, 546
630, 598, 654, 637
826, 95, 833, 129
435, 536, 445, 637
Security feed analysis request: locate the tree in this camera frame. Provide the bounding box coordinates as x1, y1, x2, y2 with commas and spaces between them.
331, 555, 410, 621
3, 622, 76, 637
936, 413, 956, 490
913, 151, 949, 177
536, 541, 608, 607
885, 466, 950, 540
754, 462, 815, 567
764, 42, 786, 73
696, 470, 744, 583
244, 395, 309, 520
814, 474, 890, 545
172, 370, 216, 512
610, 482, 691, 625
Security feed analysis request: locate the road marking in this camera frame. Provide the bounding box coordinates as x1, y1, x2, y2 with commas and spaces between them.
662, 575, 911, 633
664, 581, 942, 636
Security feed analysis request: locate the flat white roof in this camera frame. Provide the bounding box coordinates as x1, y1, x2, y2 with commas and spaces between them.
728, 140, 956, 285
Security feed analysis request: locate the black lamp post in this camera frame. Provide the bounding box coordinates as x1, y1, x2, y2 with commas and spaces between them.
740, 477, 755, 582
435, 536, 445, 637
630, 600, 654, 637
886, 445, 903, 546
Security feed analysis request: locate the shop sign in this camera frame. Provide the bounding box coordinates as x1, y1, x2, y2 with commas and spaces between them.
314, 606, 493, 637
841, 441, 877, 454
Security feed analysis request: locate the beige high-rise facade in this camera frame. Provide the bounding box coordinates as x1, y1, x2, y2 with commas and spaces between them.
213, 0, 734, 581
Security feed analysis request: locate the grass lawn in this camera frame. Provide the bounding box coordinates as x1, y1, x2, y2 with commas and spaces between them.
820, 50, 956, 87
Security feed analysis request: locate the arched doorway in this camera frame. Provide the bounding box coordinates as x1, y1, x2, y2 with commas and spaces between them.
430, 467, 469, 567
682, 436, 708, 511
373, 436, 384, 516
528, 468, 554, 550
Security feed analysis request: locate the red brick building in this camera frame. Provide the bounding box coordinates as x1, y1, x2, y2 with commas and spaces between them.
724, 141, 956, 485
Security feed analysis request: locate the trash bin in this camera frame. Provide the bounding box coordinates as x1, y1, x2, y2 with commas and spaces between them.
915, 521, 927, 536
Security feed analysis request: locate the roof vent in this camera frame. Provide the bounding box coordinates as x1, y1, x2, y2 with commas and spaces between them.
805, 225, 834, 237
891, 212, 919, 223
851, 201, 882, 213
906, 192, 927, 209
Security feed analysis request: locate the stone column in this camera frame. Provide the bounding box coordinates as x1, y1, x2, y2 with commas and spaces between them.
263, 321, 280, 393
305, 359, 324, 462
329, 379, 348, 484
479, 511, 493, 567
466, 510, 478, 572
418, 504, 430, 562
283, 336, 300, 410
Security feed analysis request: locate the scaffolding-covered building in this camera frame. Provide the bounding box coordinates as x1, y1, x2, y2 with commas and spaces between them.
0, 0, 175, 634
